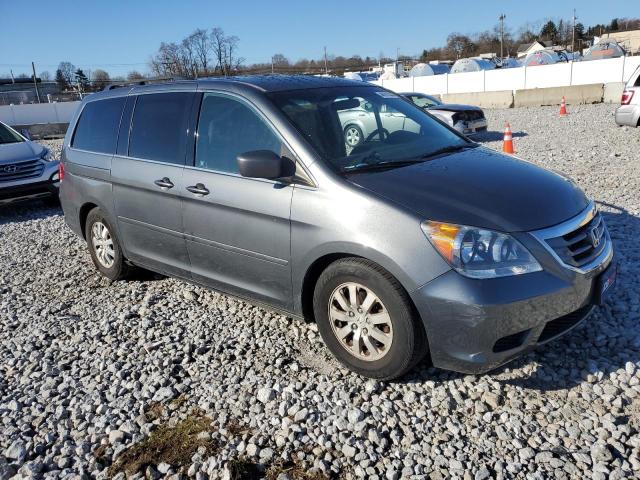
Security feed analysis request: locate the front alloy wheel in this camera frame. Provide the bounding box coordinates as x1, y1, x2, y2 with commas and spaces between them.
344, 125, 363, 147
313, 258, 427, 379
328, 282, 393, 361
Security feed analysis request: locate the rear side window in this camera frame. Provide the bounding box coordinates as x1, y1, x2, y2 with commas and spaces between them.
195, 93, 282, 174
128, 92, 193, 164
72, 97, 125, 154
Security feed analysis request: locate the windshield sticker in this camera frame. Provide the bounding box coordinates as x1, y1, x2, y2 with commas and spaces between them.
376, 91, 399, 99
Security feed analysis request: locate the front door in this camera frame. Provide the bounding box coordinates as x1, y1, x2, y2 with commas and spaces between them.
181, 92, 293, 309
112, 91, 195, 277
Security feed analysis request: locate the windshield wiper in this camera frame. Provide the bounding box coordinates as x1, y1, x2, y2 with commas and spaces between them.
342, 143, 478, 173
419, 143, 478, 160
343, 158, 427, 173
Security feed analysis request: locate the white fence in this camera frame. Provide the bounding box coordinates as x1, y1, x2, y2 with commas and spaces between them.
373, 56, 640, 95
0, 101, 81, 126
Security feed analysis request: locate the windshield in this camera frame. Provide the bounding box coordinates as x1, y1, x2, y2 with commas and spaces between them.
268, 86, 470, 172
0, 123, 24, 145
408, 94, 441, 108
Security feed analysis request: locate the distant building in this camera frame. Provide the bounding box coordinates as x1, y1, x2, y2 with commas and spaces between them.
597, 29, 640, 55
516, 40, 553, 59
0, 78, 61, 105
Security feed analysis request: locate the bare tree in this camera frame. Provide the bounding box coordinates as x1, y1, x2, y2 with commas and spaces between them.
191, 28, 211, 74
91, 69, 110, 86
226, 35, 244, 73
39, 71, 51, 81
446, 33, 476, 59
127, 71, 145, 81
57, 62, 76, 85
210, 27, 228, 74
150, 42, 186, 77
210, 28, 243, 76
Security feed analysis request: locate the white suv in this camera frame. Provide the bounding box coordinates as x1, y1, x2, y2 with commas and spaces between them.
0, 121, 60, 204
616, 66, 640, 127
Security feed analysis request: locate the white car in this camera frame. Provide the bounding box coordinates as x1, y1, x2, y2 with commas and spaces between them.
615, 66, 640, 127
401, 93, 488, 136
338, 98, 420, 147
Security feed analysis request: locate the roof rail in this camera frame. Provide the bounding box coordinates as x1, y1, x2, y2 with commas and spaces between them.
103, 80, 148, 91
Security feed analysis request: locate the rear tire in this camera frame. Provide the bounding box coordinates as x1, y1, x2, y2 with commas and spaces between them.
313, 258, 427, 380
85, 208, 129, 281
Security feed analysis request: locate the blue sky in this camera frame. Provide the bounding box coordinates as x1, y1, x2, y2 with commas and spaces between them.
1, 0, 638, 77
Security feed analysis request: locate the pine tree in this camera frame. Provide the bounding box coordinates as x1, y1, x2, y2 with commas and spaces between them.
74, 69, 89, 92
55, 69, 68, 91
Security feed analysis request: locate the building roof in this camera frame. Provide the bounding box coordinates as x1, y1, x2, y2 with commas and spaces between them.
517, 40, 553, 53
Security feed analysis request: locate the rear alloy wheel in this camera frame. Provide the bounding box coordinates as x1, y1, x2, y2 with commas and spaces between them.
313, 258, 427, 379
344, 125, 364, 147
85, 208, 129, 281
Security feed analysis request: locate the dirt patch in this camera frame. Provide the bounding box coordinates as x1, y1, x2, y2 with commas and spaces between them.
226, 457, 262, 479
108, 414, 217, 477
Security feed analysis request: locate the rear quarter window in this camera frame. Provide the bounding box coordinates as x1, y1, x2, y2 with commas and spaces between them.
71, 97, 126, 154
128, 92, 193, 165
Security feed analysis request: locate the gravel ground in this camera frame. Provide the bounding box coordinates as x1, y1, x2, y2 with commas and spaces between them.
1, 103, 640, 480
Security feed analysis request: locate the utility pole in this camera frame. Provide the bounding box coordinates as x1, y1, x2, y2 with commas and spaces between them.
572, 9, 577, 53
271, 56, 274, 74
323, 46, 328, 74
499, 14, 506, 59
31, 62, 41, 103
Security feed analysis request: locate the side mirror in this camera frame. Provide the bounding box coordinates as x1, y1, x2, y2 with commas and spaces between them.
237, 150, 290, 180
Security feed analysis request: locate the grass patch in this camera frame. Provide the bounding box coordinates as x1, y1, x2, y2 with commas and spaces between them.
144, 401, 165, 421
108, 413, 216, 477
266, 460, 331, 480
226, 419, 253, 436
170, 394, 188, 409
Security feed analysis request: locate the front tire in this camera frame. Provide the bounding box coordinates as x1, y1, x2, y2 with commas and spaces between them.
313, 258, 427, 380
344, 125, 364, 147
85, 208, 129, 281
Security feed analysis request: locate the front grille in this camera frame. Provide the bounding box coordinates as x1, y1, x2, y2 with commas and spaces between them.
453, 110, 484, 123
0, 159, 44, 183
537, 305, 593, 343
544, 213, 607, 268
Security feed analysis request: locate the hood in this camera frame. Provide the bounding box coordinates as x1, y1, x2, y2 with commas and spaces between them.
0, 140, 44, 165
347, 147, 589, 232
427, 104, 482, 113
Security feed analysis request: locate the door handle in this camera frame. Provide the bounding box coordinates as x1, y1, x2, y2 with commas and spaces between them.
186, 183, 210, 196
154, 177, 174, 189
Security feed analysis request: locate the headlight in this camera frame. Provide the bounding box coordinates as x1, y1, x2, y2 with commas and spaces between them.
40, 148, 52, 161
421, 221, 542, 279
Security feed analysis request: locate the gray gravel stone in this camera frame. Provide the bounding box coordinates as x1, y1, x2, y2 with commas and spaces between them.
2, 109, 639, 478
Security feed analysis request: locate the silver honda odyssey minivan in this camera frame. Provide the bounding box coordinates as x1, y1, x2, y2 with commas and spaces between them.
60, 76, 615, 379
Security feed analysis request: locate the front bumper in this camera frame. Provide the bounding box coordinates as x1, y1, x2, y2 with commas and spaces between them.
411, 214, 613, 374
453, 118, 488, 135
0, 161, 60, 205
615, 105, 639, 127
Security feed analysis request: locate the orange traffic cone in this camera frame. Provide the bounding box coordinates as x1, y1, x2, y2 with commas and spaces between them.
559, 96, 568, 116
503, 123, 515, 154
